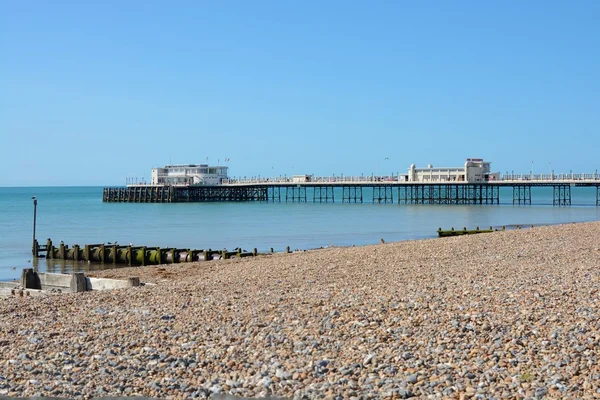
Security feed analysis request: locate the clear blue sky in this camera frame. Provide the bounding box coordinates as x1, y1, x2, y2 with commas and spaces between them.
1, 1, 599, 186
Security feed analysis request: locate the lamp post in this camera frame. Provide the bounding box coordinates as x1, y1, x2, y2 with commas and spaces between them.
31, 196, 37, 256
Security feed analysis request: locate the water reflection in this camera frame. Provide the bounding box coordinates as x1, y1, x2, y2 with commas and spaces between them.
41, 258, 135, 275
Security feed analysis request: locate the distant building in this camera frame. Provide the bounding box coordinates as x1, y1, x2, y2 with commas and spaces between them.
150, 164, 229, 186
406, 158, 499, 183
292, 174, 313, 183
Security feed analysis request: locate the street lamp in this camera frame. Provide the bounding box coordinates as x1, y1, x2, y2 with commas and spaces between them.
31, 196, 37, 256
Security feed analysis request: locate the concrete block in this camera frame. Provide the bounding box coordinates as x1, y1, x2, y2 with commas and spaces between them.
21, 268, 41, 290
38, 272, 72, 289
127, 277, 140, 287
70, 272, 87, 292
86, 277, 138, 291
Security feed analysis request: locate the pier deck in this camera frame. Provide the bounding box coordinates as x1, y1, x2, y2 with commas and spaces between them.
103, 174, 600, 206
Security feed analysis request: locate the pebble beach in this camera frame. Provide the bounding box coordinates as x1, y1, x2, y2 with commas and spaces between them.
2, 221, 600, 399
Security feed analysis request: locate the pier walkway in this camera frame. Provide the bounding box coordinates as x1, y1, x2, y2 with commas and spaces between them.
103, 172, 600, 206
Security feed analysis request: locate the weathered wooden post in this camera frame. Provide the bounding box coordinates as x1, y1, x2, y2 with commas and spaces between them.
127, 245, 132, 267
253, 248, 258, 256
46, 239, 53, 259
140, 246, 146, 266
59, 242, 66, 259
73, 245, 80, 261
99, 244, 105, 263
83, 245, 90, 262
156, 247, 162, 264
286, 246, 290, 253
203, 250, 208, 261
112, 245, 117, 265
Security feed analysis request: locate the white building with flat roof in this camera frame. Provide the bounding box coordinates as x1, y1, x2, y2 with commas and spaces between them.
406, 158, 499, 183
150, 164, 229, 186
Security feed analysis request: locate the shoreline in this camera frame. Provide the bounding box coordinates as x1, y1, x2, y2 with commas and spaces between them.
2, 221, 600, 397
0, 218, 582, 283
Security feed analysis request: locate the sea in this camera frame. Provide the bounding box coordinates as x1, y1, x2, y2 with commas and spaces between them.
1, 186, 600, 281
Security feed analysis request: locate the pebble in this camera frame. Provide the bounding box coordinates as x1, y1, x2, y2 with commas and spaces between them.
2, 222, 600, 398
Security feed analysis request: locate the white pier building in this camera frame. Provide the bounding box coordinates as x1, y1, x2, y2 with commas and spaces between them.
151, 164, 229, 186
407, 158, 499, 183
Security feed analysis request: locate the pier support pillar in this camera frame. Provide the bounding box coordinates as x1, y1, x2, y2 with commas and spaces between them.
285, 186, 307, 203
342, 186, 363, 203
512, 185, 531, 205
313, 186, 334, 203
373, 186, 393, 203
553, 184, 571, 206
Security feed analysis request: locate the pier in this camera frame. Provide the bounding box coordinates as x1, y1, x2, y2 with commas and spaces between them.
103, 160, 600, 206
103, 174, 600, 206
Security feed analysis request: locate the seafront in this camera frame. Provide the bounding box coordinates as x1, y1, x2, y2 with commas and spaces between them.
2, 222, 600, 398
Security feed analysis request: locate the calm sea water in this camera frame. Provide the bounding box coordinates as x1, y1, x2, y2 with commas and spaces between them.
1, 186, 599, 281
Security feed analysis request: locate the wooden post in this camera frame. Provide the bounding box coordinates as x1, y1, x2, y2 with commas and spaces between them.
112, 245, 117, 264
73, 244, 80, 261
253, 248, 258, 256
99, 244, 105, 263
83, 244, 90, 262
286, 246, 290, 253
127, 245, 132, 267
140, 246, 146, 266
203, 250, 208, 261
46, 239, 53, 259
59, 242, 65, 259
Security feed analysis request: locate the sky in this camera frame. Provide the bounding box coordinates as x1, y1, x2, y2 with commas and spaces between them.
1, 1, 599, 186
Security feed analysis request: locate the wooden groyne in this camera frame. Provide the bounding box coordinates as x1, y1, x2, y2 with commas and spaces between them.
437, 226, 497, 237
34, 239, 259, 266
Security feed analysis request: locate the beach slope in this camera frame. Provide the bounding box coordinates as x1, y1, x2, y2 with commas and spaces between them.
2, 222, 600, 398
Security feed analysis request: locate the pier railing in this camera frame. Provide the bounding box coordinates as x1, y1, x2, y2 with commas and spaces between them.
224, 173, 600, 185
500, 173, 600, 182
123, 172, 600, 188
225, 175, 401, 185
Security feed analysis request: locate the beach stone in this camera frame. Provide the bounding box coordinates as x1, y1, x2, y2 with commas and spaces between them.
3, 222, 600, 399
